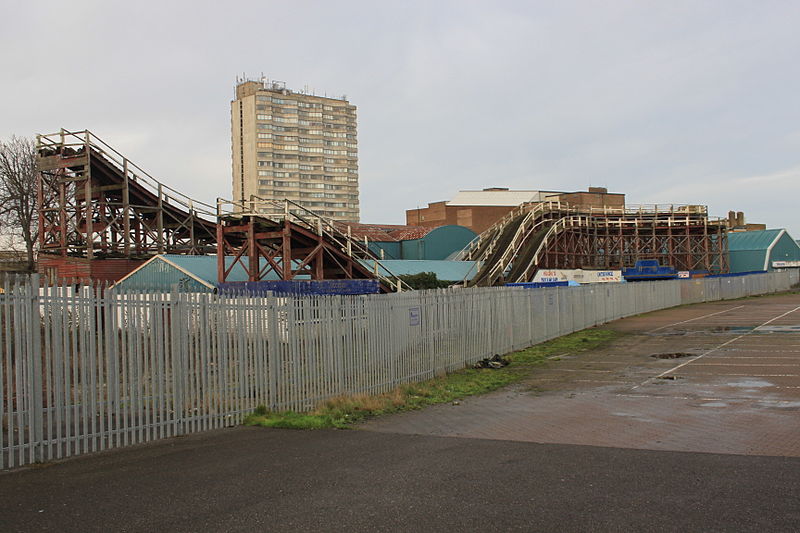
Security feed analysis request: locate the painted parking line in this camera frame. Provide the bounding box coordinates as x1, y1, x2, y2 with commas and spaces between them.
704, 356, 800, 360
647, 306, 745, 333
666, 373, 799, 378
535, 368, 615, 374
633, 305, 800, 389
688, 363, 800, 367
722, 346, 800, 349
534, 379, 633, 385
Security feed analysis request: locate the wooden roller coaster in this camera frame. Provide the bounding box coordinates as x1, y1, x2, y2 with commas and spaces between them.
459, 201, 728, 287
35, 129, 405, 291
36, 129, 728, 291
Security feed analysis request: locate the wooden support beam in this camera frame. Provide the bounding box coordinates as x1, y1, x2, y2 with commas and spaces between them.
248, 220, 258, 282
156, 183, 164, 254
282, 220, 292, 280
216, 220, 224, 284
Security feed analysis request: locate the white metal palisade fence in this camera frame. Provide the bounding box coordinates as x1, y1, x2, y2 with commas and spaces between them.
1, 270, 798, 469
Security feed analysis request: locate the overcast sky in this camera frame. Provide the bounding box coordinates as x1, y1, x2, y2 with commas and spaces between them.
1, 1, 798, 235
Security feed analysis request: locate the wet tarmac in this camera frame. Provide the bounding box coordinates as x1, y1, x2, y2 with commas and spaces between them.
361, 292, 800, 457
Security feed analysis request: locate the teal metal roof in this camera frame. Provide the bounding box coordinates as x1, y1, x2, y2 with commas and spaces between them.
728, 229, 783, 251
360, 260, 477, 281
115, 255, 480, 291
727, 229, 800, 273
112, 255, 285, 291
162, 255, 257, 284
367, 225, 477, 261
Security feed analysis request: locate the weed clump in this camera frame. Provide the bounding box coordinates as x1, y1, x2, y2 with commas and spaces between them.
243, 328, 620, 430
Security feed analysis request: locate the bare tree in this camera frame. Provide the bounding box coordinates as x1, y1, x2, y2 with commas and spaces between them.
0, 136, 38, 271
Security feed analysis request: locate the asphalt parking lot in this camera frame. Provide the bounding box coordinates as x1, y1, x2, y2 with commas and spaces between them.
1, 292, 799, 532
362, 293, 800, 457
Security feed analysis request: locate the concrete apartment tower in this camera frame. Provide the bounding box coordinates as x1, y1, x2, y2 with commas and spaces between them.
231, 79, 360, 221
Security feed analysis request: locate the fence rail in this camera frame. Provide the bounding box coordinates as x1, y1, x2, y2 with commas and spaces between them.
2, 270, 798, 469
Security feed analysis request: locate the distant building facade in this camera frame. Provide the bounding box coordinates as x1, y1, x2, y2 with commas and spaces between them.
406, 187, 625, 234
343, 223, 477, 260
231, 79, 360, 221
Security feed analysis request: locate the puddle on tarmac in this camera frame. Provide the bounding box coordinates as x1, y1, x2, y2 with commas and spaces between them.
651, 325, 800, 336
611, 412, 656, 422
726, 379, 773, 388
758, 400, 800, 409
755, 325, 800, 333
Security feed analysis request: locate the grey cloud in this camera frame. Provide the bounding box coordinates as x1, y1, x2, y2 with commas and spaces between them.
1, 0, 798, 236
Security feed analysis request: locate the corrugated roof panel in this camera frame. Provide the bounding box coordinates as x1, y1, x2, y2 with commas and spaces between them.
113, 255, 287, 291
360, 260, 477, 281
388, 227, 434, 240
111, 256, 215, 292
339, 223, 440, 242
160, 255, 257, 283
116, 255, 479, 291
727, 229, 782, 251
728, 250, 768, 274
727, 229, 800, 272
339, 223, 399, 241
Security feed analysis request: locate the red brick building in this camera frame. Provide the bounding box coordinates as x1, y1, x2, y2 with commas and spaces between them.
406, 187, 625, 234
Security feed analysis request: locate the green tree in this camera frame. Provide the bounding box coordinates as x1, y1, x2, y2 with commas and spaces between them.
398, 272, 454, 290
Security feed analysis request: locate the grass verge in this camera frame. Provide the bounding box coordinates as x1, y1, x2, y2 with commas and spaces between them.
243, 327, 621, 430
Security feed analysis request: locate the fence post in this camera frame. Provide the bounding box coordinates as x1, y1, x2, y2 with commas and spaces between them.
170, 286, 185, 436
28, 275, 44, 463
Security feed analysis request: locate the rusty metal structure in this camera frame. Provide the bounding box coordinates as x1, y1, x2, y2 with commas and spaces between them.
460, 202, 729, 287
36, 129, 400, 290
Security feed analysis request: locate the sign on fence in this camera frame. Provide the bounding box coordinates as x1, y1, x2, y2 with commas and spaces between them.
409, 306, 421, 326
533, 269, 622, 284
